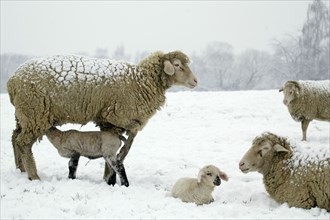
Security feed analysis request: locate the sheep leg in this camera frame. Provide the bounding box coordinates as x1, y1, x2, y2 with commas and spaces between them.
104, 156, 129, 187
104, 133, 134, 186
12, 119, 25, 172
16, 133, 40, 180
117, 132, 136, 161
104, 164, 117, 186
301, 119, 311, 141
68, 154, 80, 179
97, 122, 120, 186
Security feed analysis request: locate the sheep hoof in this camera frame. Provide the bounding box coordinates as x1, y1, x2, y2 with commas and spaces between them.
28, 175, 40, 181
17, 167, 26, 172
106, 174, 117, 186
121, 181, 129, 187
68, 174, 76, 179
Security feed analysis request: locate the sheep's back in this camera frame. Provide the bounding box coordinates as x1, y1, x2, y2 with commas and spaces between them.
7, 55, 150, 126
264, 148, 330, 210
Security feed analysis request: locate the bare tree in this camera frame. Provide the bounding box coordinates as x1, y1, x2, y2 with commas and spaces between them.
273, 35, 302, 80
94, 48, 109, 59
202, 42, 234, 90
231, 49, 273, 90
272, 0, 329, 82
111, 44, 131, 61
300, 0, 329, 79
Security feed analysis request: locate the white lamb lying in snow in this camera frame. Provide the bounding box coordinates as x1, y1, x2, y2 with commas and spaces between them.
171, 165, 229, 205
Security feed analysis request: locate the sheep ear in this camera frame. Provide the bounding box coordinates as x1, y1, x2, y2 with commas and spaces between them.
273, 144, 290, 153
288, 81, 301, 95
197, 170, 204, 183
294, 86, 300, 96
164, 60, 175, 75
219, 171, 229, 181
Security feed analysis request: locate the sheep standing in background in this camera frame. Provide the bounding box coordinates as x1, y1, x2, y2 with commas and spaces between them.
239, 132, 330, 211
279, 80, 330, 141
171, 165, 229, 205
45, 127, 129, 186
7, 51, 197, 183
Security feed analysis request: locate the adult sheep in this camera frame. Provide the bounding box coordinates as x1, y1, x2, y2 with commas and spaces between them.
7, 51, 198, 182
279, 80, 330, 141
239, 132, 330, 211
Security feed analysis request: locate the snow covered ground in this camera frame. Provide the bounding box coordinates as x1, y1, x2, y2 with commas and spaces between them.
1, 91, 329, 219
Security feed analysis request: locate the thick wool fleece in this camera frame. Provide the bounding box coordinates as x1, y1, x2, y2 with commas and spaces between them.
7, 51, 190, 143
284, 80, 330, 121
257, 133, 330, 211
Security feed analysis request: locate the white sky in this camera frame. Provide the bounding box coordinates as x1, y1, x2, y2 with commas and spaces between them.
1, 1, 315, 56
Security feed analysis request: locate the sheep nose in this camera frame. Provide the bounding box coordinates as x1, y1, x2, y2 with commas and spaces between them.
194, 78, 198, 84
283, 100, 288, 105
239, 162, 245, 168
214, 176, 221, 186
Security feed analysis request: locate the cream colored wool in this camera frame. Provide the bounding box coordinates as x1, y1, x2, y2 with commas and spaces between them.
171, 165, 228, 205
279, 80, 330, 141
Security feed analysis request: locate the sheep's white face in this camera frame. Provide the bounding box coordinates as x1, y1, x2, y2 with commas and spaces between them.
239, 140, 273, 173
165, 59, 197, 88
280, 83, 299, 106
197, 165, 228, 187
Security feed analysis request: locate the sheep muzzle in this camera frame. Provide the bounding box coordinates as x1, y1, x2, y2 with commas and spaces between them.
213, 176, 221, 186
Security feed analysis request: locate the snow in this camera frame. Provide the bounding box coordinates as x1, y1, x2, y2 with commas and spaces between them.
1, 90, 329, 219
299, 80, 330, 91
19, 55, 133, 86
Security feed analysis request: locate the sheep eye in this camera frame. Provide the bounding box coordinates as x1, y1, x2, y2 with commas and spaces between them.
174, 64, 180, 67
206, 173, 212, 176
257, 150, 262, 157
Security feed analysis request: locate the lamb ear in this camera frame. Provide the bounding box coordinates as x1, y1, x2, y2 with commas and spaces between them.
273, 144, 290, 153
164, 60, 175, 75
219, 171, 229, 181
197, 170, 204, 183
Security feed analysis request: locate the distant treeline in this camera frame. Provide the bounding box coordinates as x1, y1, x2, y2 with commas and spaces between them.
1, 0, 328, 93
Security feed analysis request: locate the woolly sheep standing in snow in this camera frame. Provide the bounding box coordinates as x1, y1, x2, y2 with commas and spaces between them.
171, 165, 229, 205
45, 127, 129, 186
7, 51, 198, 182
239, 132, 330, 211
279, 80, 330, 141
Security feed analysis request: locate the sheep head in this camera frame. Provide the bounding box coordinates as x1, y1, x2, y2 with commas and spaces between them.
239, 132, 291, 174
162, 51, 198, 89
197, 165, 228, 187
279, 81, 301, 106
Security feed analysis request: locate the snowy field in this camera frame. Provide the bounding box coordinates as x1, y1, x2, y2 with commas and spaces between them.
1, 91, 329, 219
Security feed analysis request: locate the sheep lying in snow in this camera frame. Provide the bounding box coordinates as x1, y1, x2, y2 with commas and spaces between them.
279, 80, 330, 141
239, 132, 330, 211
7, 51, 197, 182
45, 127, 129, 186
171, 165, 229, 205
